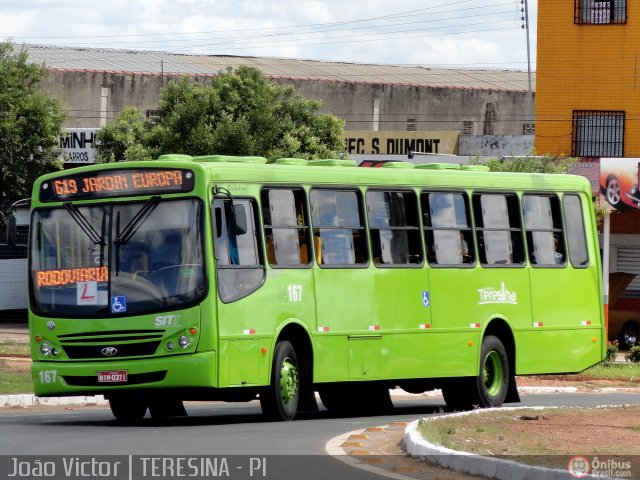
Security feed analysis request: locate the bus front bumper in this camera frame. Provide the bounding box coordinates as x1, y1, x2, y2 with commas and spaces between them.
32, 351, 217, 397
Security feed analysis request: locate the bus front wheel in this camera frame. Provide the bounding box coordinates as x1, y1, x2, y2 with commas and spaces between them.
260, 340, 300, 421
109, 397, 147, 422
442, 335, 509, 411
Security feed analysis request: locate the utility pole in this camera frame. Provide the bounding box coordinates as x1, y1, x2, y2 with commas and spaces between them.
523, 0, 534, 127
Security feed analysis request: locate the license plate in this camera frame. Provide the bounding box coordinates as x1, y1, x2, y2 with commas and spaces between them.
98, 370, 128, 383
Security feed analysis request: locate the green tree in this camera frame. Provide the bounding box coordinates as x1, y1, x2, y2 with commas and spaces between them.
0, 42, 65, 222
96, 66, 345, 163
480, 155, 576, 174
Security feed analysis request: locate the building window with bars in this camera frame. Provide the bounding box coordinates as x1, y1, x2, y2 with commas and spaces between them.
574, 0, 626, 24
572, 111, 624, 157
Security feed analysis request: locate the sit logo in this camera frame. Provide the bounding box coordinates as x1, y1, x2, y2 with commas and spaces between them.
155, 314, 182, 327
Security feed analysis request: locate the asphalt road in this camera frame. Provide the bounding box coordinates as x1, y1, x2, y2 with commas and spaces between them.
1, 393, 638, 479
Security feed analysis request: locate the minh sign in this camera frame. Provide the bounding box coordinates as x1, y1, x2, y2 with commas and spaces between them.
59, 128, 98, 164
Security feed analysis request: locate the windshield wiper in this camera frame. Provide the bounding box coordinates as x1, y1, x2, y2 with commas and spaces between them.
63, 202, 106, 247
114, 196, 161, 275
63, 203, 107, 267
115, 196, 161, 246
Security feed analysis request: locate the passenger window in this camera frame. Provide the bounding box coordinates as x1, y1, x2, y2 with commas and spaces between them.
422, 192, 474, 266
213, 198, 265, 303
472, 193, 524, 266
261, 188, 311, 267
523, 194, 566, 267
366, 190, 422, 267
310, 189, 368, 266
563, 194, 589, 267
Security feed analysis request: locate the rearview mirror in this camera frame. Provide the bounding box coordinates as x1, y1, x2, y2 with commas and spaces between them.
231, 204, 247, 235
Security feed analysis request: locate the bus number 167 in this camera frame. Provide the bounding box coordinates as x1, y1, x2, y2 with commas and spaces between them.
287, 285, 302, 302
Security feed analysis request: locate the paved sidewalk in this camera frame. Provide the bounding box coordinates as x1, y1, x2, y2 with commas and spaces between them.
328, 423, 481, 479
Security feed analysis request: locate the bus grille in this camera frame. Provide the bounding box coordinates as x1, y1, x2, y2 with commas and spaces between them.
58, 330, 164, 340
57, 330, 165, 359
63, 371, 167, 386
62, 341, 161, 359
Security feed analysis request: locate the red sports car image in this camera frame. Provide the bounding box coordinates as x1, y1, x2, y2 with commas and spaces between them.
599, 157, 640, 211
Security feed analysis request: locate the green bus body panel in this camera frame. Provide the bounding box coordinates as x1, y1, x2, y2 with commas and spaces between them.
28, 158, 606, 398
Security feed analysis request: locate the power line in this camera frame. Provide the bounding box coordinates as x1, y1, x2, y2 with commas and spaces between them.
9, 1, 524, 60
11, 0, 489, 40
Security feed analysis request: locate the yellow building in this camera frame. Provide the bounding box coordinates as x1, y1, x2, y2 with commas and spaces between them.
535, 0, 638, 157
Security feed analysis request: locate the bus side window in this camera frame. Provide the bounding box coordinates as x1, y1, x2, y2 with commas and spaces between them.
310, 189, 368, 267
421, 191, 474, 266
261, 188, 311, 267
523, 194, 566, 267
366, 190, 422, 267
213, 200, 251, 266
213, 198, 265, 303
472, 193, 524, 266
563, 194, 589, 267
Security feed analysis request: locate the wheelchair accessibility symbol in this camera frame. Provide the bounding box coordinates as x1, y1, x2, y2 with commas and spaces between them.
422, 291, 430, 307
111, 296, 127, 313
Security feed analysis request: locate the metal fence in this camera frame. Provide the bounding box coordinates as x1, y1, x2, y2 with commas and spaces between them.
0, 239, 28, 328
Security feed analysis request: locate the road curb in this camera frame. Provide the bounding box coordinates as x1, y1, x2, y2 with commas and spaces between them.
0, 385, 610, 409
0, 394, 107, 408
404, 406, 613, 480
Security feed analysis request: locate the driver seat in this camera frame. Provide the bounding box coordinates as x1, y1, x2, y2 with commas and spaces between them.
149, 233, 183, 296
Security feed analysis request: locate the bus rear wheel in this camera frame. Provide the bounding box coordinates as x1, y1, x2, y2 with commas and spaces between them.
260, 340, 300, 421
477, 335, 509, 407
109, 397, 147, 422
442, 335, 509, 411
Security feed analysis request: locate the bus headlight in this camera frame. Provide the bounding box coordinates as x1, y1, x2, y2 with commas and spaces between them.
40, 342, 52, 356
178, 336, 190, 349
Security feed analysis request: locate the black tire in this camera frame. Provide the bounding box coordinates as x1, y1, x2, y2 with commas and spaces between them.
476, 335, 509, 407
260, 340, 300, 421
109, 397, 147, 422
618, 322, 639, 350
442, 335, 509, 411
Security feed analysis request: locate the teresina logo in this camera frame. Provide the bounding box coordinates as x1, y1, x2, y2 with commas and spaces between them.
478, 282, 517, 305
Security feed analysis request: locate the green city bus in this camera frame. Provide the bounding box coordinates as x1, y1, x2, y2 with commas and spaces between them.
28, 155, 605, 421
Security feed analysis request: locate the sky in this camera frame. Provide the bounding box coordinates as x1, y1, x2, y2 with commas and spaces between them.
1, 0, 537, 70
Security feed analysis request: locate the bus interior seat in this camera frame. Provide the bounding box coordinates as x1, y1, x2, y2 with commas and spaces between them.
299, 242, 309, 264
266, 237, 276, 264
314, 236, 323, 264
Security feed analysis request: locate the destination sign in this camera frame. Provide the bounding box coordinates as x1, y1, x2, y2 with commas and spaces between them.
39, 168, 195, 202
35, 267, 109, 287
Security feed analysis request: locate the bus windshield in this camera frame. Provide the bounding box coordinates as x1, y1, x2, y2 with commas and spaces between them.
30, 198, 205, 316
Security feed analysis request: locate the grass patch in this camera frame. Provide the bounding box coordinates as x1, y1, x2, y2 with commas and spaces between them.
0, 360, 33, 394
418, 406, 640, 467
581, 362, 640, 381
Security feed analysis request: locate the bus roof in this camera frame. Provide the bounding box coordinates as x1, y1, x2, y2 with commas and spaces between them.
32, 155, 593, 204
